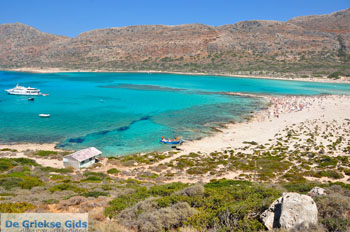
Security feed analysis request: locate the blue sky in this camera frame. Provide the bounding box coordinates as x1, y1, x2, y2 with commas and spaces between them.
0, 0, 349, 37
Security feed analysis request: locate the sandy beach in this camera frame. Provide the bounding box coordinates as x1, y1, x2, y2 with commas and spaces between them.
178, 94, 350, 155
95, 94, 350, 184
0, 143, 59, 152
2, 67, 350, 84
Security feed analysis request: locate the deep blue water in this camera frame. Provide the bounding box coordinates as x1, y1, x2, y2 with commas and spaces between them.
1, 71, 350, 156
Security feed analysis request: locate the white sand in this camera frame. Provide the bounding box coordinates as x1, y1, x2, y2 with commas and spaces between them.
175, 95, 350, 159
0, 143, 59, 152
0, 152, 64, 168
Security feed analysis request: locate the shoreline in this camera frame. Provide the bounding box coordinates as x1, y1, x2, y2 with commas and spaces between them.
1, 94, 349, 157
177, 94, 350, 156
2, 67, 350, 84
1, 94, 350, 184
0, 143, 60, 152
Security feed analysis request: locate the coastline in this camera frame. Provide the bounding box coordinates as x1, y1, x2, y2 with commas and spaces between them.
1, 95, 350, 176
2, 67, 350, 84
0, 94, 349, 155
0, 143, 60, 152
177, 94, 350, 156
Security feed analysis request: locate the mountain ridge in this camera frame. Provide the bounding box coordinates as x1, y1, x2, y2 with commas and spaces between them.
1, 9, 349, 78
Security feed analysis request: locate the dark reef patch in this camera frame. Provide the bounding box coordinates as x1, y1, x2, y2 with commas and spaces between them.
68, 138, 85, 143
99, 84, 185, 92
60, 115, 152, 146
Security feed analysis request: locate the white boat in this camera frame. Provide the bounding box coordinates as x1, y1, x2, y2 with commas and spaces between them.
5, 84, 41, 96
39, 114, 50, 118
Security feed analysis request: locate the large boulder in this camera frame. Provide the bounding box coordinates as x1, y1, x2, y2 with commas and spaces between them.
261, 192, 318, 230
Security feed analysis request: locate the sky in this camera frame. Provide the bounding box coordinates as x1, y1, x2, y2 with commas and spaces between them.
0, 0, 349, 37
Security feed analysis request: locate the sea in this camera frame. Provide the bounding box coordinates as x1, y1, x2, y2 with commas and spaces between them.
1, 71, 350, 156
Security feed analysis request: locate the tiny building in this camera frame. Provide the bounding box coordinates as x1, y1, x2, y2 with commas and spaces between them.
63, 147, 102, 169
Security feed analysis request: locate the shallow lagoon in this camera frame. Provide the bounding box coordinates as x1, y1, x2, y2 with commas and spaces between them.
1, 71, 350, 155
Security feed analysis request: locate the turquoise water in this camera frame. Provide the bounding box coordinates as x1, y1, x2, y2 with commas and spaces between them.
1, 71, 350, 156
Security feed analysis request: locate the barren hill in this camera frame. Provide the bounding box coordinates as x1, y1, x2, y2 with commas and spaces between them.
1, 9, 349, 78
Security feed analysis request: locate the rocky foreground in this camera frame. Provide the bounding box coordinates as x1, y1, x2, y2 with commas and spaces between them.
1, 9, 350, 78
1, 95, 350, 231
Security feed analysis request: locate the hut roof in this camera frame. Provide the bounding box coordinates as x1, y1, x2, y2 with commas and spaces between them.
65, 147, 102, 162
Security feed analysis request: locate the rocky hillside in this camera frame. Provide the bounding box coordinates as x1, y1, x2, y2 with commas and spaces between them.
0, 9, 349, 77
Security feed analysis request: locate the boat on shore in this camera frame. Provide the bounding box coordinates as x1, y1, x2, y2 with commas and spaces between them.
160, 136, 183, 145
39, 114, 50, 118
5, 84, 41, 96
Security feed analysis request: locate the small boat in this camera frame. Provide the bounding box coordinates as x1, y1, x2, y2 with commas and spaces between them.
160, 136, 183, 145
28, 98, 35, 101
39, 114, 50, 118
41, 93, 49, 96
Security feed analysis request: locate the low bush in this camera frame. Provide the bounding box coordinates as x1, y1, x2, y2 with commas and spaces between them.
107, 168, 120, 174
316, 192, 350, 231
327, 71, 343, 79
0, 202, 35, 213
13, 158, 38, 166
319, 170, 344, 179
0, 176, 43, 190
82, 176, 103, 182
0, 159, 15, 172
0, 148, 17, 152
83, 171, 107, 177
282, 182, 316, 193
33, 150, 58, 157
49, 183, 85, 193
0, 158, 38, 173
41, 166, 73, 173
105, 180, 281, 231
82, 191, 109, 198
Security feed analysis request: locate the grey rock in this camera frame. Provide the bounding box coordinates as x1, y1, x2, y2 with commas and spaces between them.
279, 193, 318, 229
308, 187, 326, 197
261, 192, 318, 230
260, 196, 283, 230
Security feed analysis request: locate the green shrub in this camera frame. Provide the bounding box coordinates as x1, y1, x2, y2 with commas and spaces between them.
328, 71, 343, 79
283, 182, 316, 193
13, 158, 38, 166
0, 158, 38, 172
0, 159, 15, 172
107, 168, 120, 174
19, 176, 44, 189
0, 177, 22, 190
0, 148, 17, 152
49, 183, 85, 193
316, 156, 338, 168
83, 171, 107, 177
82, 176, 103, 182
33, 150, 58, 157
148, 182, 188, 196
0, 202, 35, 213
50, 175, 67, 181
42, 199, 59, 204
105, 187, 149, 218
82, 191, 109, 198
105, 180, 281, 231
41, 166, 73, 173
319, 170, 344, 179
344, 169, 350, 176
105, 183, 188, 218
316, 192, 350, 231
0, 176, 43, 190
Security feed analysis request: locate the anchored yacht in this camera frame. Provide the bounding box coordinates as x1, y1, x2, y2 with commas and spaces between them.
5, 84, 41, 96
